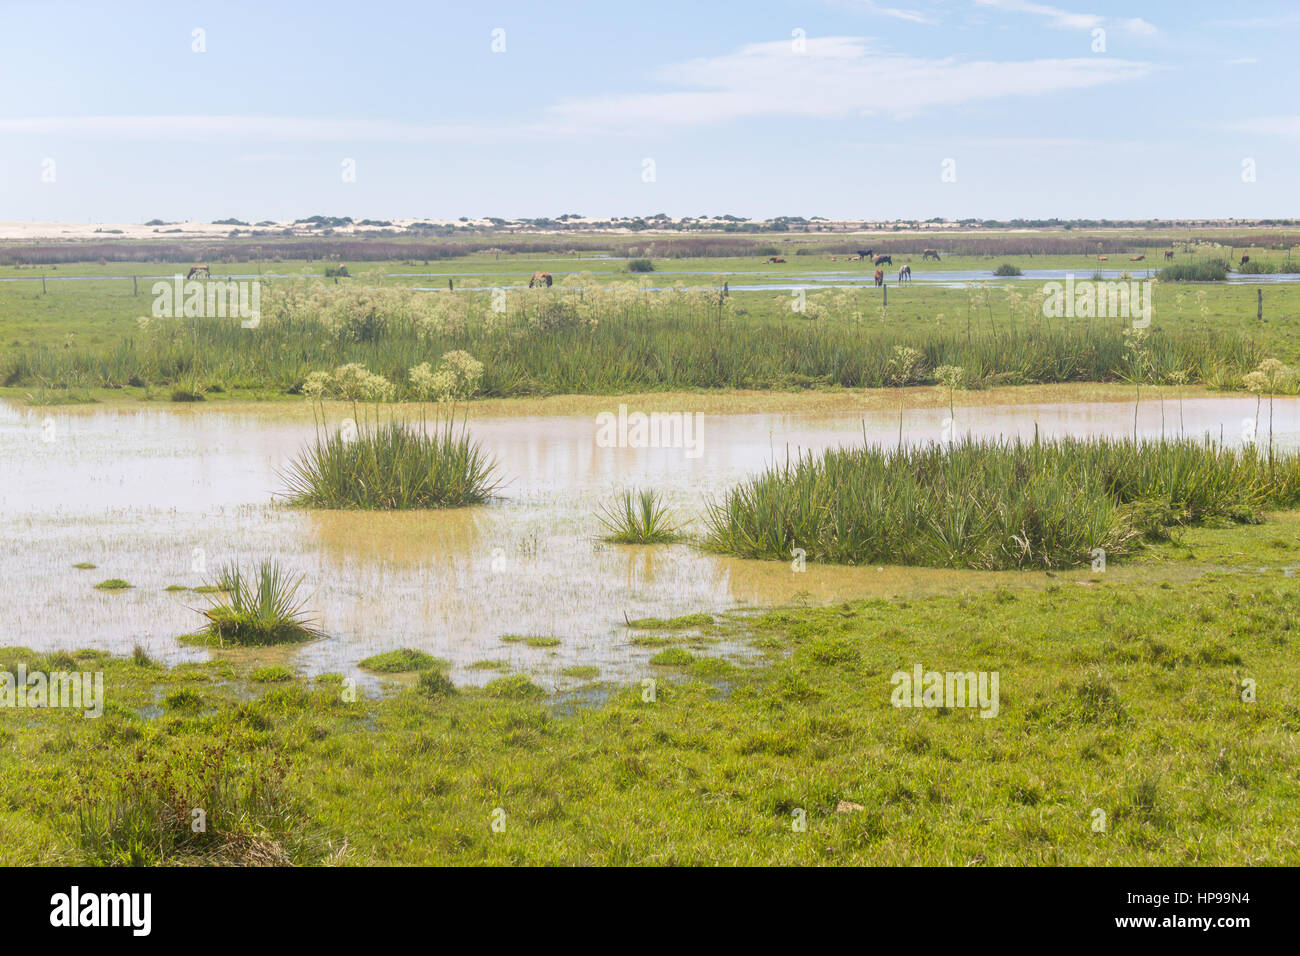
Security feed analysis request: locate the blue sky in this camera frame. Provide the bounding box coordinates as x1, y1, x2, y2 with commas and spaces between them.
2, 0, 1297, 222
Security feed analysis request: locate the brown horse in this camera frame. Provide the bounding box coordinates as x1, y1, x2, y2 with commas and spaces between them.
766, 256, 786, 264
1096, 255, 1108, 261
874, 269, 884, 287
185, 265, 210, 279
1163, 250, 1174, 261
528, 272, 553, 288
921, 249, 941, 261
873, 254, 892, 266
1129, 255, 1145, 262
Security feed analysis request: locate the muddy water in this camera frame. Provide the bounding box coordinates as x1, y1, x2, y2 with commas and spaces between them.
3, 395, 1296, 687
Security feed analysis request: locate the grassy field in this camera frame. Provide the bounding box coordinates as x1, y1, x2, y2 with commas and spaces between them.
1, 511, 1296, 865
3, 242, 1300, 399
3, 253, 1297, 404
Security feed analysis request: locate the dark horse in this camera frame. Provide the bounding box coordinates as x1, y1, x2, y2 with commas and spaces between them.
857, 249, 873, 260
873, 254, 892, 267
1240, 255, 1250, 266
529, 272, 553, 288
921, 249, 941, 261
1163, 250, 1175, 261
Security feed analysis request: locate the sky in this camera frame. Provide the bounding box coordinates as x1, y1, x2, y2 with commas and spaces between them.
1, 0, 1297, 223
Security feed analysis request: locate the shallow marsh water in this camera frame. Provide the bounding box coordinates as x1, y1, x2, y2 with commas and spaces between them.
3, 393, 1296, 687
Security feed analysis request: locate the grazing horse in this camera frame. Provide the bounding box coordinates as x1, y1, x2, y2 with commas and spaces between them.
921, 249, 941, 261
1129, 255, 1145, 262
873, 254, 892, 266
1240, 255, 1250, 266
528, 272, 553, 288
1164, 250, 1175, 261
874, 269, 884, 287
185, 265, 210, 280
898, 265, 911, 282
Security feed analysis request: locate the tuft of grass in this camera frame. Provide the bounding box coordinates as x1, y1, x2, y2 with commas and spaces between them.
992, 263, 1022, 276
194, 561, 321, 646
597, 489, 682, 544
94, 578, 132, 591
524, 636, 560, 649
627, 258, 654, 273
1158, 260, 1229, 282
651, 648, 695, 666
250, 665, 294, 682
164, 584, 189, 592
705, 437, 1300, 570
415, 670, 457, 698
561, 665, 600, 679
358, 649, 447, 673
483, 674, 546, 700
130, 645, 155, 667
73, 562, 97, 570
280, 414, 499, 510
626, 613, 713, 630
75, 734, 314, 866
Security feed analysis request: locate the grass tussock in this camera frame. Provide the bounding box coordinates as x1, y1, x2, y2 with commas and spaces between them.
1158, 261, 1229, 282
705, 437, 1300, 570
596, 489, 682, 544
195, 561, 321, 646
359, 649, 447, 673
76, 733, 318, 866
280, 413, 499, 510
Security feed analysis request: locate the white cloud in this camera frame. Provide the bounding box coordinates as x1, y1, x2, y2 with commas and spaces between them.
974, 0, 1156, 35
545, 36, 1154, 131
0, 115, 531, 144
827, 1, 940, 25
1227, 115, 1300, 140
0, 37, 1154, 143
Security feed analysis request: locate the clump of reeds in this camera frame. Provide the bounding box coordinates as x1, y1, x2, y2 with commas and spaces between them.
704, 437, 1300, 571
197, 560, 321, 646
280, 412, 499, 510
992, 263, 1022, 276
1158, 261, 1229, 281
597, 489, 682, 544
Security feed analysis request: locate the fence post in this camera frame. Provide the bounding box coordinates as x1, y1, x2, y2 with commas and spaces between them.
41, 273, 46, 294
883, 284, 887, 307
1258, 288, 1263, 320
133, 275, 138, 296
449, 279, 454, 291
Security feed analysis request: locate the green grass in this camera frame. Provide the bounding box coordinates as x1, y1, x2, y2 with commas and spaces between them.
1158, 261, 1229, 282
94, 578, 132, 591
523, 637, 560, 649
626, 613, 714, 629
193, 560, 321, 646
73, 562, 96, 570
358, 649, 447, 673
280, 414, 499, 510
251, 665, 294, 682
993, 263, 1022, 276
596, 489, 681, 544
705, 437, 1300, 570
1, 511, 1297, 865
